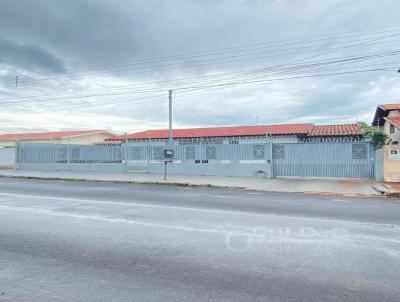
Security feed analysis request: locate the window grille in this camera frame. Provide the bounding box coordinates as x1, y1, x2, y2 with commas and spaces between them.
186, 146, 196, 160
206, 146, 216, 159
352, 144, 367, 159
253, 144, 265, 159
273, 144, 285, 159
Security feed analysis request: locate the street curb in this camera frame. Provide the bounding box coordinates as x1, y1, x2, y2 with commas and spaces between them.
372, 184, 392, 197
0, 173, 385, 198
0, 174, 248, 191
380, 183, 400, 198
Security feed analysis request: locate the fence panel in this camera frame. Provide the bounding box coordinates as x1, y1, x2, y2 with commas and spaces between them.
15, 141, 375, 179
273, 142, 374, 179
0, 147, 15, 167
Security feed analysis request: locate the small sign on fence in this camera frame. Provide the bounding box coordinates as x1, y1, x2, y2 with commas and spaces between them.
388, 148, 400, 161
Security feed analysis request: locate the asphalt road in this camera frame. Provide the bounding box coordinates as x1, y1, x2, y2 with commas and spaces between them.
0, 177, 399, 302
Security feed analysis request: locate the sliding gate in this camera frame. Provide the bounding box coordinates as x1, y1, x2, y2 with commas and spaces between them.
272, 142, 375, 179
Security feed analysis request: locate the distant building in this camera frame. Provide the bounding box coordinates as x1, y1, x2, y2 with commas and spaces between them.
108, 123, 365, 145
0, 130, 116, 147
372, 103, 400, 144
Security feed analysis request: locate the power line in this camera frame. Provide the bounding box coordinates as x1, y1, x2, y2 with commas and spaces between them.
3, 26, 400, 86
1, 48, 399, 106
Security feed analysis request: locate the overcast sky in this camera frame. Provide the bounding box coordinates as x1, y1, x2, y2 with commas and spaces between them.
0, 0, 400, 134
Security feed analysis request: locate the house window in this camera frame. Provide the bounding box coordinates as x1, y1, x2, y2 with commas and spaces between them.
390, 124, 395, 134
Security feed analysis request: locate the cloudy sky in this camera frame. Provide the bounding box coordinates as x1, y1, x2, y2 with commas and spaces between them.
0, 0, 400, 134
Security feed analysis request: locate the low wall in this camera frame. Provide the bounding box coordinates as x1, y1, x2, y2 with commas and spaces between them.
146, 162, 272, 177
383, 145, 400, 182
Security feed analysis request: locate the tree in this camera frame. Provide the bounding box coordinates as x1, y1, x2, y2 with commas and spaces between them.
358, 122, 387, 149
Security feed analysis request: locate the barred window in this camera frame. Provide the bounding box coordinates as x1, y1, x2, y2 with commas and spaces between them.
352, 144, 367, 159
206, 146, 216, 159
253, 144, 265, 159
186, 146, 196, 160
273, 144, 285, 160
153, 146, 163, 160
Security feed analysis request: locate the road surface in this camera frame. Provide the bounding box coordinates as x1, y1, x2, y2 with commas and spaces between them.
0, 177, 399, 301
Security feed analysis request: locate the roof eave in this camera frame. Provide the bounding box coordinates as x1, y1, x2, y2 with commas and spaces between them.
384, 117, 400, 130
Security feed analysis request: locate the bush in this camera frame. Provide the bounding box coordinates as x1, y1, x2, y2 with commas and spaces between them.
358, 122, 387, 149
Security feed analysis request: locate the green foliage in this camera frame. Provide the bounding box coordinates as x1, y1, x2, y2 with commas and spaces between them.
358, 122, 387, 149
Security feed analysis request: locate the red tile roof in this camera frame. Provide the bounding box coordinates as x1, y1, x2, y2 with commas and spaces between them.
372, 103, 400, 126
385, 116, 400, 129
0, 130, 113, 140
380, 103, 400, 110
110, 123, 363, 141
111, 124, 313, 140
308, 124, 364, 136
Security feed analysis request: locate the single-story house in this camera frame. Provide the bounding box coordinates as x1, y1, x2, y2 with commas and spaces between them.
108, 123, 364, 145
0, 129, 116, 147
372, 103, 400, 144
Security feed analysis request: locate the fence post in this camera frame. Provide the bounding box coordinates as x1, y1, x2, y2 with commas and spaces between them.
124, 141, 128, 172
66, 144, 70, 165
270, 141, 274, 178
14, 142, 19, 169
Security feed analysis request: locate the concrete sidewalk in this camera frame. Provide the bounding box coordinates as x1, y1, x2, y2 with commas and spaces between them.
0, 168, 385, 197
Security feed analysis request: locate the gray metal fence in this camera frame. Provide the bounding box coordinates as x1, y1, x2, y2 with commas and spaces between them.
0, 147, 15, 167
273, 142, 375, 179
15, 141, 376, 179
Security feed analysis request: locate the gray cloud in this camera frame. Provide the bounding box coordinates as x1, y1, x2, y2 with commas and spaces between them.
0, 0, 399, 132
0, 37, 65, 72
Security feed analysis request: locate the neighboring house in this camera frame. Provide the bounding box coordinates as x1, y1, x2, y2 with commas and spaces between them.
108, 123, 365, 145
0, 130, 116, 147
372, 103, 400, 144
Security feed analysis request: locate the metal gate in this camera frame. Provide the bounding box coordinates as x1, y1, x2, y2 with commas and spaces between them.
272, 142, 375, 179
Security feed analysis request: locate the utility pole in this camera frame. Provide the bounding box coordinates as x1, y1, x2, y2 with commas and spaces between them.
168, 89, 173, 146
124, 132, 128, 172
266, 127, 274, 178
164, 89, 174, 180
15, 75, 18, 87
